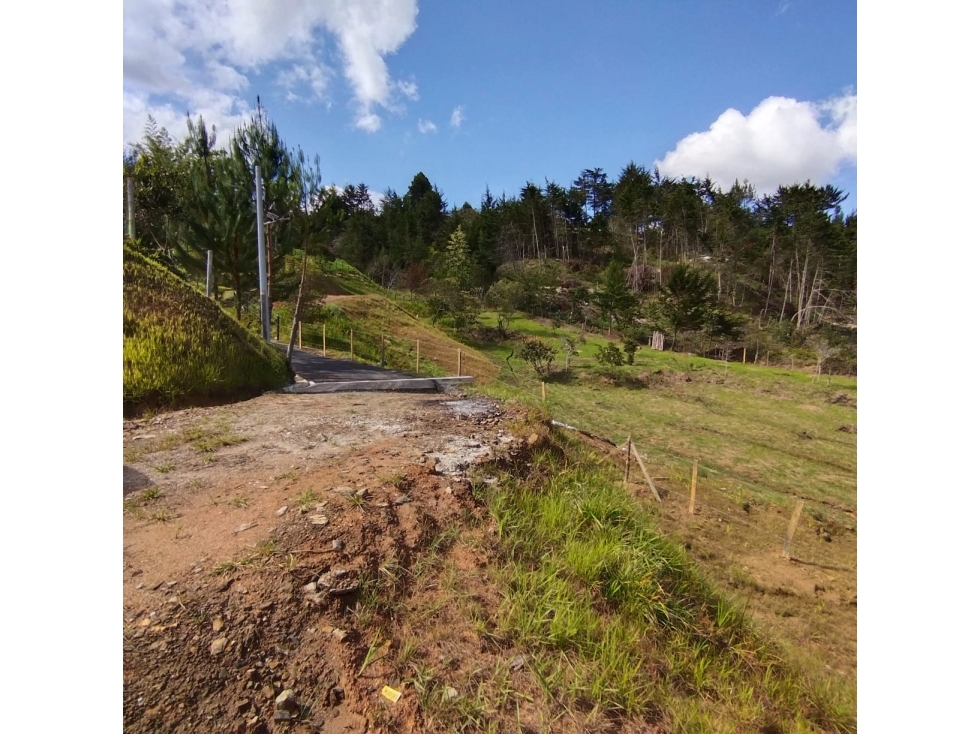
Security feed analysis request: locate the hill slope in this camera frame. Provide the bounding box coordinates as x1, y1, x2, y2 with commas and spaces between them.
123, 247, 292, 415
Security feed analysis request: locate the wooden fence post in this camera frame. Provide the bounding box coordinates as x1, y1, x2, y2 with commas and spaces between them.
541, 381, 546, 402
624, 436, 632, 484
742, 348, 747, 364
276, 315, 280, 342
416, 340, 420, 373
457, 349, 462, 377
380, 336, 385, 367
322, 324, 326, 355
349, 328, 354, 360
298, 321, 302, 350
630, 444, 662, 502
782, 500, 805, 559
689, 460, 698, 515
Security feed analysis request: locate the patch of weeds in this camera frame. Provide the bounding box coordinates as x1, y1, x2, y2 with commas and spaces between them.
193, 433, 247, 453
213, 538, 279, 575
394, 636, 420, 676
358, 631, 387, 676
151, 509, 176, 523
408, 662, 440, 710
351, 599, 377, 628
124, 486, 165, 517
381, 471, 407, 490
230, 495, 249, 508
123, 498, 145, 518
275, 470, 300, 482
155, 461, 177, 474
189, 478, 205, 490
182, 422, 248, 454
296, 489, 320, 511
159, 434, 182, 451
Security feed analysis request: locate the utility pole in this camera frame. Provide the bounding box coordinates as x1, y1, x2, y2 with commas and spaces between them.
255, 165, 270, 342
205, 250, 214, 299
126, 177, 135, 241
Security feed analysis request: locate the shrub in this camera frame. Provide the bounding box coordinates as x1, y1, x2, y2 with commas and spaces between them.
596, 343, 624, 367
518, 339, 557, 377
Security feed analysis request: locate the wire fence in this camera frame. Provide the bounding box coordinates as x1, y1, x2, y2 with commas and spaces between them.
479, 365, 856, 574
266, 313, 501, 385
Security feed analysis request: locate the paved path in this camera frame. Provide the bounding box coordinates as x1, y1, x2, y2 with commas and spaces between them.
280, 344, 418, 382
274, 344, 473, 393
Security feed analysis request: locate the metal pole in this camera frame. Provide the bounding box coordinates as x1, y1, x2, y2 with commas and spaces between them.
126, 177, 135, 241
255, 165, 270, 342
205, 250, 213, 299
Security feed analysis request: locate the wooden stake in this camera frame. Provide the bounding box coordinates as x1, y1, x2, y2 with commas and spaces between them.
782, 500, 805, 559
541, 381, 546, 401
298, 321, 302, 350
689, 460, 698, 515
766, 351, 770, 366
380, 337, 385, 367
322, 324, 326, 355
742, 348, 747, 364
630, 444, 662, 502
416, 340, 420, 373
624, 436, 632, 484
349, 328, 354, 360
457, 349, 462, 376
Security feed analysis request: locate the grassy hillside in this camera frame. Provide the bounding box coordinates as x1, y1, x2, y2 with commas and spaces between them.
123, 246, 292, 415
477, 427, 855, 732
461, 311, 857, 725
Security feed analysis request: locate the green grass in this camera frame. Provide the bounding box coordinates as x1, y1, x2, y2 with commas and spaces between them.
478, 313, 857, 514
483, 430, 854, 731
295, 489, 321, 510
213, 539, 279, 574
123, 486, 165, 517
123, 246, 292, 415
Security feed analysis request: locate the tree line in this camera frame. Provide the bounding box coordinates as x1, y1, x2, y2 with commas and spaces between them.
124, 104, 856, 360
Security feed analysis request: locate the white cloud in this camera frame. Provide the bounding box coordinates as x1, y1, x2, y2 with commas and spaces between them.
123, 88, 253, 150
417, 119, 437, 134
655, 93, 857, 194
276, 62, 332, 102
356, 112, 383, 133
123, 0, 420, 145
206, 61, 250, 93
450, 105, 465, 129
397, 80, 419, 101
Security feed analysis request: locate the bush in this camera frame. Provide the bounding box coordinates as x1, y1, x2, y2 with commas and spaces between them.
596, 343, 624, 367
518, 339, 557, 377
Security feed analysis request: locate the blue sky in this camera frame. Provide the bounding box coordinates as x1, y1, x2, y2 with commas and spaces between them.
123, 0, 857, 212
